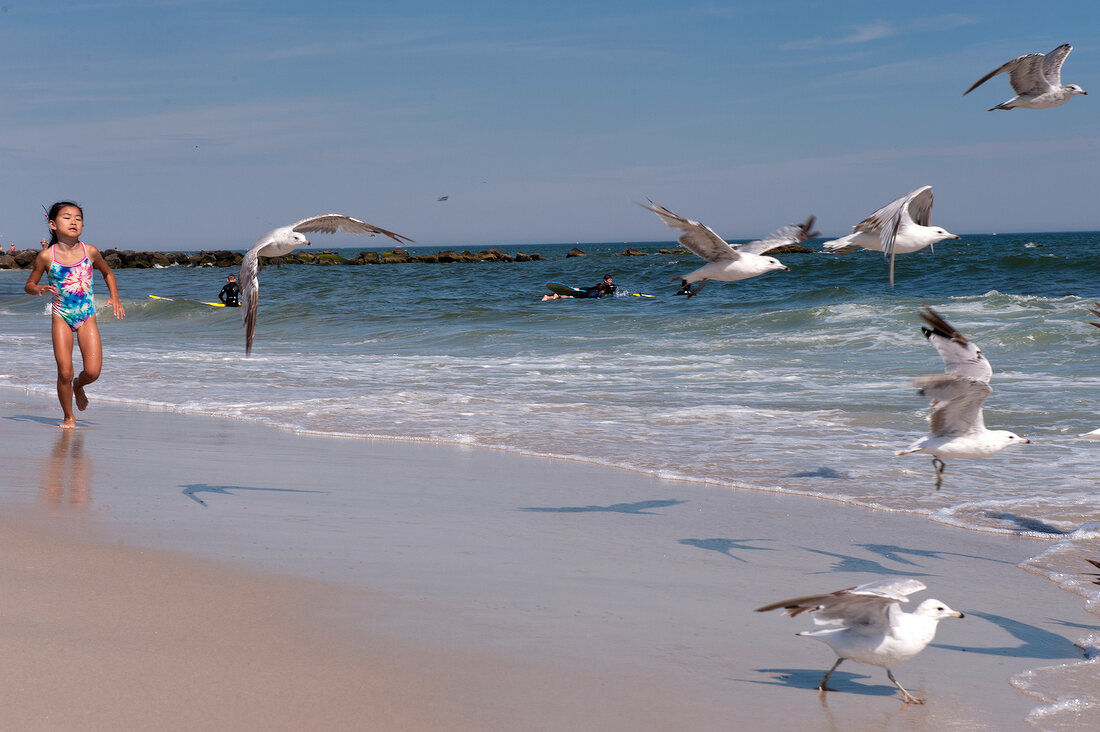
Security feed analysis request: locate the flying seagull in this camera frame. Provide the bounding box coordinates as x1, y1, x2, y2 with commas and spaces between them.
822, 186, 959, 286
964, 44, 1086, 111
1087, 301, 1100, 329
239, 214, 413, 355
755, 578, 963, 704
1084, 559, 1100, 585
896, 306, 1029, 489
638, 200, 814, 296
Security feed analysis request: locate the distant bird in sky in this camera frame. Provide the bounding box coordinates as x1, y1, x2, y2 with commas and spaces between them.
638, 200, 813, 297
437, 195, 449, 202
822, 186, 959, 286
239, 214, 413, 355
896, 307, 1029, 489
964, 44, 1086, 111
755, 577, 963, 704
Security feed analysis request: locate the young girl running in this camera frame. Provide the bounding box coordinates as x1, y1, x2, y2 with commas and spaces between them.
24, 202, 125, 427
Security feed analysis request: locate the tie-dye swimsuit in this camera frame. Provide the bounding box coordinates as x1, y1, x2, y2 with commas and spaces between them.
48, 243, 96, 331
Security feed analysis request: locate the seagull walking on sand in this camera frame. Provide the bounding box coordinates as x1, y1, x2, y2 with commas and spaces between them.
239, 214, 413, 355
896, 306, 1029, 489
756, 578, 963, 704
964, 44, 1086, 111
638, 200, 814, 296
822, 186, 959, 286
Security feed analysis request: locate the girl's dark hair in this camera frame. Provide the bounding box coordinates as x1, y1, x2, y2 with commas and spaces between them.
46, 201, 83, 245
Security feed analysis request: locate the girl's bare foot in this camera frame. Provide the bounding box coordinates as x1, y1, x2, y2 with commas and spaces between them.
73, 381, 89, 411
60, 416, 77, 429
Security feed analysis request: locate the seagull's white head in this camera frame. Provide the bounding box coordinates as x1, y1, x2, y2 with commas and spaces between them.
760, 256, 790, 273
1065, 84, 1087, 96
923, 227, 960, 246
994, 431, 1030, 449
913, 599, 964, 621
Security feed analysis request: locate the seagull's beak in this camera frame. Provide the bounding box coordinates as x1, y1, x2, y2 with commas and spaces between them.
950, 234, 961, 239
1020, 438, 1031, 444
781, 265, 790, 272
952, 611, 965, 618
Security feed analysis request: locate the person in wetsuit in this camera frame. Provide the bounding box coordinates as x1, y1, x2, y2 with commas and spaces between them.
577, 273, 616, 298
219, 273, 241, 307
542, 274, 617, 300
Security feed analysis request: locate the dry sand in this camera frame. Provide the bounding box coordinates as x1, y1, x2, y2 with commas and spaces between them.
0, 390, 1093, 730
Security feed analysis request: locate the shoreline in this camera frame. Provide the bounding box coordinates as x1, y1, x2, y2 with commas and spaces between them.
2, 389, 1096, 729
3, 382, 1071, 544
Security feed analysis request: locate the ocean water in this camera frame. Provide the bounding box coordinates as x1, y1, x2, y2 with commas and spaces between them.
4, 232, 1100, 726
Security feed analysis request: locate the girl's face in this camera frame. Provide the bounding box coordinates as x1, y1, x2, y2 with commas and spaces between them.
50, 206, 84, 242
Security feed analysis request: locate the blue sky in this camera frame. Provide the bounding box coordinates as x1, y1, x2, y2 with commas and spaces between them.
0, 1, 1097, 249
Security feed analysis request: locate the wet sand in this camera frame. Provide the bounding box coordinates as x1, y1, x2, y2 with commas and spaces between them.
0, 390, 1093, 730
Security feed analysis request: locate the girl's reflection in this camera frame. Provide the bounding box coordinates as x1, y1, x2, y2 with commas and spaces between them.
42, 428, 91, 507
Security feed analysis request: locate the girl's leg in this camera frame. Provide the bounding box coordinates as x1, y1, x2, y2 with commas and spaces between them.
51, 315, 76, 427
72, 316, 103, 412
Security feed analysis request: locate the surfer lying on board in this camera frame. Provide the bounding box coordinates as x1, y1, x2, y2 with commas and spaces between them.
542, 274, 616, 300
218, 273, 241, 307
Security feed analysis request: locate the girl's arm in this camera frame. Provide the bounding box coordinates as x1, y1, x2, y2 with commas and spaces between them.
89, 246, 125, 320
23, 251, 57, 296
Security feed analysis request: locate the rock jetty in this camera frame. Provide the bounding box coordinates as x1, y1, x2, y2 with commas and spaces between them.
0, 247, 546, 270
0, 243, 815, 270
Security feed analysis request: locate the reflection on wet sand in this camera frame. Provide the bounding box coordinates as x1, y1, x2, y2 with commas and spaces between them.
41, 429, 92, 507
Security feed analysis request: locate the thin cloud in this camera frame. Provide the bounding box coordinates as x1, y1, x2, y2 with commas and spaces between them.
781, 21, 895, 51
780, 14, 976, 52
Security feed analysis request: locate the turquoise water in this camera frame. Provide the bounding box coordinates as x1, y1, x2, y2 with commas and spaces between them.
3, 233, 1099, 536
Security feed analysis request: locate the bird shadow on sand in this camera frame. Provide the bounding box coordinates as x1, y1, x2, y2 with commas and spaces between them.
854, 543, 1015, 567
1049, 617, 1100, 633
678, 538, 776, 562
979, 512, 1071, 535
519, 499, 686, 514
788, 467, 850, 480
933, 610, 1085, 660
802, 547, 933, 577
180, 483, 324, 507
747, 668, 898, 698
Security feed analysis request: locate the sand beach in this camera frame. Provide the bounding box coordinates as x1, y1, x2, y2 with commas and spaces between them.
0, 389, 1095, 730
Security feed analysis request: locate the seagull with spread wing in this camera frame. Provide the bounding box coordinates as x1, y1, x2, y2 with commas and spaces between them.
1087, 301, 1100, 329
755, 578, 963, 704
638, 200, 814, 297
239, 214, 413, 355
964, 44, 1086, 111
822, 186, 959, 286
896, 307, 1029, 489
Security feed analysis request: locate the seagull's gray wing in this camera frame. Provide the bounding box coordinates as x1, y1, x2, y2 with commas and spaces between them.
964, 53, 1046, 95
903, 187, 934, 227
912, 375, 991, 437
1041, 44, 1073, 86
917, 306, 993, 382
737, 215, 819, 255
851, 189, 915, 237
239, 248, 261, 356
1007, 53, 1054, 94
637, 200, 740, 262
756, 578, 925, 630
1087, 301, 1100, 329
291, 214, 414, 245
